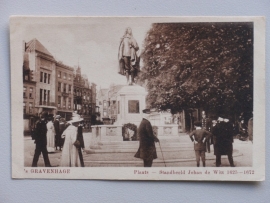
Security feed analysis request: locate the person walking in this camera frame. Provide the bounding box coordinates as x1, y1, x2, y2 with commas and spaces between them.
77, 122, 85, 167
59, 113, 84, 167
134, 109, 159, 167
212, 116, 235, 167
31, 112, 52, 167
46, 116, 56, 153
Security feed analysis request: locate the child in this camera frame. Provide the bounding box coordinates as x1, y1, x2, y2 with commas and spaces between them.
189, 121, 212, 167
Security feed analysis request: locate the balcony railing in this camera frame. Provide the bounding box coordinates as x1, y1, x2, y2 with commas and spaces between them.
39, 101, 55, 106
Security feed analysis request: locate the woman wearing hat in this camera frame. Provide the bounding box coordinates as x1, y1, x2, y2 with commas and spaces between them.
59, 113, 85, 167
46, 116, 56, 153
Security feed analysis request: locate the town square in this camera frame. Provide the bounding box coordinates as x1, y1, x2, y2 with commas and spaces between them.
21, 19, 254, 169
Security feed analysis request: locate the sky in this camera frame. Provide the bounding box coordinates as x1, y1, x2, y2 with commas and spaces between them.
23, 18, 154, 89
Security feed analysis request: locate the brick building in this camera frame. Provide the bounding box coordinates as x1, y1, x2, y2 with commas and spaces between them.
23, 38, 96, 133
56, 62, 74, 120
73, 66, 96, 129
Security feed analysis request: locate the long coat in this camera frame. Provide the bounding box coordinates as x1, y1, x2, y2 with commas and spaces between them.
118, 34, 140, 76
212, 121, 234, 155
33, 119, 47, 147
134, 118, 157, 161
46, 121, 55, 152
77, 125, 85, 149
54, 119, 61, 146
60, 125, 81, 167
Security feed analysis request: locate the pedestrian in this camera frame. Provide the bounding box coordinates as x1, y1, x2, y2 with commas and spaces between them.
238, 119, 248, 141
54, 115, 61, 150
59, 118, 66, 147
59, 113, 84, 167
31, 112, 52, 167
77, 121, 85, 166
189, 121, 212, 167
46, 116, 56, 153
201, 111, 211, 131
212, 116, 235, 167
134, 109, 159, 167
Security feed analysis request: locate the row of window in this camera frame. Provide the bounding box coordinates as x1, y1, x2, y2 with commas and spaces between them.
23, 102, 34, 114
74, 104, 92, 115
57, 96, 72, 109
23, 85, 93, 101
40, 72, 51, 84
39, 89, 50, 104
74, 89, 92, 96
23, 86, 34, 98
58, 82, 72, 93
58, 71, 72, 80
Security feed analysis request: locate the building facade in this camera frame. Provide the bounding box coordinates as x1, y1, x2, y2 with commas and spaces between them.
96, 84, 124, 124
23, 38, 97, 134
56, 62, 74, 120
73, 66, 96, 129
96, 88, 109, 121
23, 39, 58, 133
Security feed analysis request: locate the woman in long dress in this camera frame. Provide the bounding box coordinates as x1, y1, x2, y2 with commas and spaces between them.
46, 116, 55, 153
59, 113, 84, 167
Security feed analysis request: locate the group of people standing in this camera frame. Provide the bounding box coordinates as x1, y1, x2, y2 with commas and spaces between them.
45, 115, 65, 152
189, 112, 253, 167
31, 112, 85, 167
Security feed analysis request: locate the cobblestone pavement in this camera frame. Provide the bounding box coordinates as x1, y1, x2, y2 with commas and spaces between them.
24, 133, 252, 168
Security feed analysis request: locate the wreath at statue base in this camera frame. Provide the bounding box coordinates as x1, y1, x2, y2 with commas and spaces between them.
122, 123, 138, 141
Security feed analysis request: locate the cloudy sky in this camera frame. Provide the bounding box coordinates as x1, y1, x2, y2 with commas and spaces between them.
23, 18, 155, 88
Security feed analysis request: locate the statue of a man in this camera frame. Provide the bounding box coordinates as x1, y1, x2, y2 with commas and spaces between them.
118, 27, 140, 85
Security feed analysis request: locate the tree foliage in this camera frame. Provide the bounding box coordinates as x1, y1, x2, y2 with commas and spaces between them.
138, 22, 253, 117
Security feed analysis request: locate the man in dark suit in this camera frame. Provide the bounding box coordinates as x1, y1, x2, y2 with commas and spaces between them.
77, 122, 85, 167
32, 112, 51, 167
134, 109, 159, 167
212, 116, 235, 167
54, 115, 61, 150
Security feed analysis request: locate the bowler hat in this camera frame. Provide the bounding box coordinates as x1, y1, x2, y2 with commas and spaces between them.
194, 121, 202, 127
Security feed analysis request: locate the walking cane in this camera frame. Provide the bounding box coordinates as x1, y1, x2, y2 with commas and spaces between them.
158, 141, 167, 167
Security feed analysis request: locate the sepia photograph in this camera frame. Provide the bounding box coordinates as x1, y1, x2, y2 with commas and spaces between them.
10, 16, 265, 181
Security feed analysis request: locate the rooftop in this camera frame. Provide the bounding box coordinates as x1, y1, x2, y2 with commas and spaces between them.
26, 38, 54, 58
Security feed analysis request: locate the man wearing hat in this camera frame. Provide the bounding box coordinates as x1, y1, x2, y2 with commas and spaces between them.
212, 115, 235, 167
134, 109, 159, 167
32, 111, 52, 167
54, 115, 62, 150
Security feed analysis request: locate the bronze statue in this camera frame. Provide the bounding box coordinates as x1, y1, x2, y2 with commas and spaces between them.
118, 27, 140, 85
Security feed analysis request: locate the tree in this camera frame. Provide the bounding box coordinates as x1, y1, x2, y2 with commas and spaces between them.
138, 22, 253, 119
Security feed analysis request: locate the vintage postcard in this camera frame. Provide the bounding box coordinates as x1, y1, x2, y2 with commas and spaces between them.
10, 16, 265, 181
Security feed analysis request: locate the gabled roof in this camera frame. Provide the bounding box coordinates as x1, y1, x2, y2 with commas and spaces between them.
26, 38, 54, 58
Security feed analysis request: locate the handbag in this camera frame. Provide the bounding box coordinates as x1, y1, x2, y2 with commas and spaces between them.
73, 132, 81, 148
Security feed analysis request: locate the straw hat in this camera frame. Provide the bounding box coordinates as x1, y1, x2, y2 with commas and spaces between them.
68, 112, 84, 124
55, 115, 61, 119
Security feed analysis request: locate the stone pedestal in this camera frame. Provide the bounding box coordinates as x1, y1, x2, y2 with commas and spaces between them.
115, 85, 147, 126
90, 125, 123, 149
